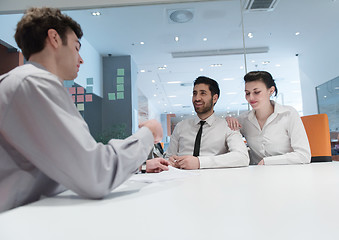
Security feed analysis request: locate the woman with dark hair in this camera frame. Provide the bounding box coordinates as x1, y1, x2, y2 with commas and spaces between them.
227, 71, 311, 165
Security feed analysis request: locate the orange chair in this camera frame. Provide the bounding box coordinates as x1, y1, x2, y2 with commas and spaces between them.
301, 113, 332, 162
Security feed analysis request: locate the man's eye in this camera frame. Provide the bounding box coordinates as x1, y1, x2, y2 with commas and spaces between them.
254, 91, 261, 94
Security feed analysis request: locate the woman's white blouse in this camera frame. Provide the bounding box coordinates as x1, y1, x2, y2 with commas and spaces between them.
238, 101, 311, 165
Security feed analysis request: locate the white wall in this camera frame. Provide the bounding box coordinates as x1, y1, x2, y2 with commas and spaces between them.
76, 38, 103, 97
0, 13, 22, 48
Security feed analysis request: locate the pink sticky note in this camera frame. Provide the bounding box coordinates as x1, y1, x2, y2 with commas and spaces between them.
77, 95, 84, 102
77, 87, 84, 94
69, 87, 76, 94
85, 94, 93, 102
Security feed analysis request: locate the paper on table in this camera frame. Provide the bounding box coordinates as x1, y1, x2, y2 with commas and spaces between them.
129, 166, 199, 183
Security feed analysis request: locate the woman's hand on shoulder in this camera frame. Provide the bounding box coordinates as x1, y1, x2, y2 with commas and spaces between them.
226, 116, 242, 131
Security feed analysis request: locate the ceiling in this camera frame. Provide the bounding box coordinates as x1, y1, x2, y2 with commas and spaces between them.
2, 0, 339, 119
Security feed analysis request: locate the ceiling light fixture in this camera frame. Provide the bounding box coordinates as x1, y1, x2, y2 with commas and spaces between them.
203, 38, 208, 41
295, 32, 300, 36
210, 64, 222, 67
152, 80, 155, 83
172, 47, 269, 58
168, 95, 177, 98
168, 9, 194, 23
175, 36, 179, 42
200, 68, 204, 71
167, 81, 181, 84
91, 12, 101, 16
262, 61, 270, 65
248, 32, 254, 38
140, 69, 145, 73
140, 42, 145, 45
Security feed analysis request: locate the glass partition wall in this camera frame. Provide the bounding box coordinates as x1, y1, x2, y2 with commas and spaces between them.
1, 0, 338, 146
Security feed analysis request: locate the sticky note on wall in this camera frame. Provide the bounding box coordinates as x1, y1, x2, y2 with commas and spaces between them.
108, 93, 116, 100
77, 103, 84, 111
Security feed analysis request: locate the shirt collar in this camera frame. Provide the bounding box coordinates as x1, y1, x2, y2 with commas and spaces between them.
27, 61, 48, 71
248, 100, 288, 121
194, 112, 216, 126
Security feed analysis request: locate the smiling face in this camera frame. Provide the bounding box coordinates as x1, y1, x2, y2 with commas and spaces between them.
245, 80, 275, 110
56, 30, 84, 80
192, 83, 218, 119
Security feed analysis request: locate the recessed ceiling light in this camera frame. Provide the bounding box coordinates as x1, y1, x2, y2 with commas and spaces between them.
200, 68, 204, 71
275, 64, 281, 67
152, 80, 155, 83
247, 33, 253, 38
164, 104, 167, 106
140, 69, 145, 73
295, 32, 300, 36
262, 61, 270, 65
240, 66, 244, 69
154, 94, 157, 97
203, 38, 208, 41
324, 95, 327, 98
175, 36, 179, 42
251, 60, 255, 63
91, 12, 101, 16
140, 42, 145, 45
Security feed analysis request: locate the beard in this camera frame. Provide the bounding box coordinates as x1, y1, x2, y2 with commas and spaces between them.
194, 97, 214, 114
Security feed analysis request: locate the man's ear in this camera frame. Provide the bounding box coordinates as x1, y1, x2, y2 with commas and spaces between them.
213, 94, 218, 105
46, 29, 61, 49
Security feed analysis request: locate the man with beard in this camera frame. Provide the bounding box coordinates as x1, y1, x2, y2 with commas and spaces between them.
165, 76, 249, 169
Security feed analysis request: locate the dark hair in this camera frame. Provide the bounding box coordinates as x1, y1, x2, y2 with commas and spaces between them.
193, 76, 220, 98
244, 71, 278, 96
15, 7, 83, 60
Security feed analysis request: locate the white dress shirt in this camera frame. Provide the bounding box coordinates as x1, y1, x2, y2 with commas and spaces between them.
238, 101, 311, 165
0, 62, 154, 212
165, 113, 249, 168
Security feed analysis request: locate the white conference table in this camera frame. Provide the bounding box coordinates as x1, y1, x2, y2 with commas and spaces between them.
1, 162, 339, 240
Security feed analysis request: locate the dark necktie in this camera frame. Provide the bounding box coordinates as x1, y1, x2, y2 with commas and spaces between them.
193, 121, 206, 157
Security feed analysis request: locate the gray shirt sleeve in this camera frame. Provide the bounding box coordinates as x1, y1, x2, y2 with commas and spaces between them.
1, 74, 154, 199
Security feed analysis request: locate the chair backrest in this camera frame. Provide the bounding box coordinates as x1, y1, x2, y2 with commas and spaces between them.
301, 113, 332, 162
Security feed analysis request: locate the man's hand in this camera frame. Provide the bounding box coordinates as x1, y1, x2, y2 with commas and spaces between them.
169, 155, 200, 170
146, 158, 169, 173
226, 116, 242, 131
258, 159, 265, 165
139, 119, 163, 143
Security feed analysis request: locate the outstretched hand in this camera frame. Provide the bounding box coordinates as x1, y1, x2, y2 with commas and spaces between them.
146, 158, 170, 173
